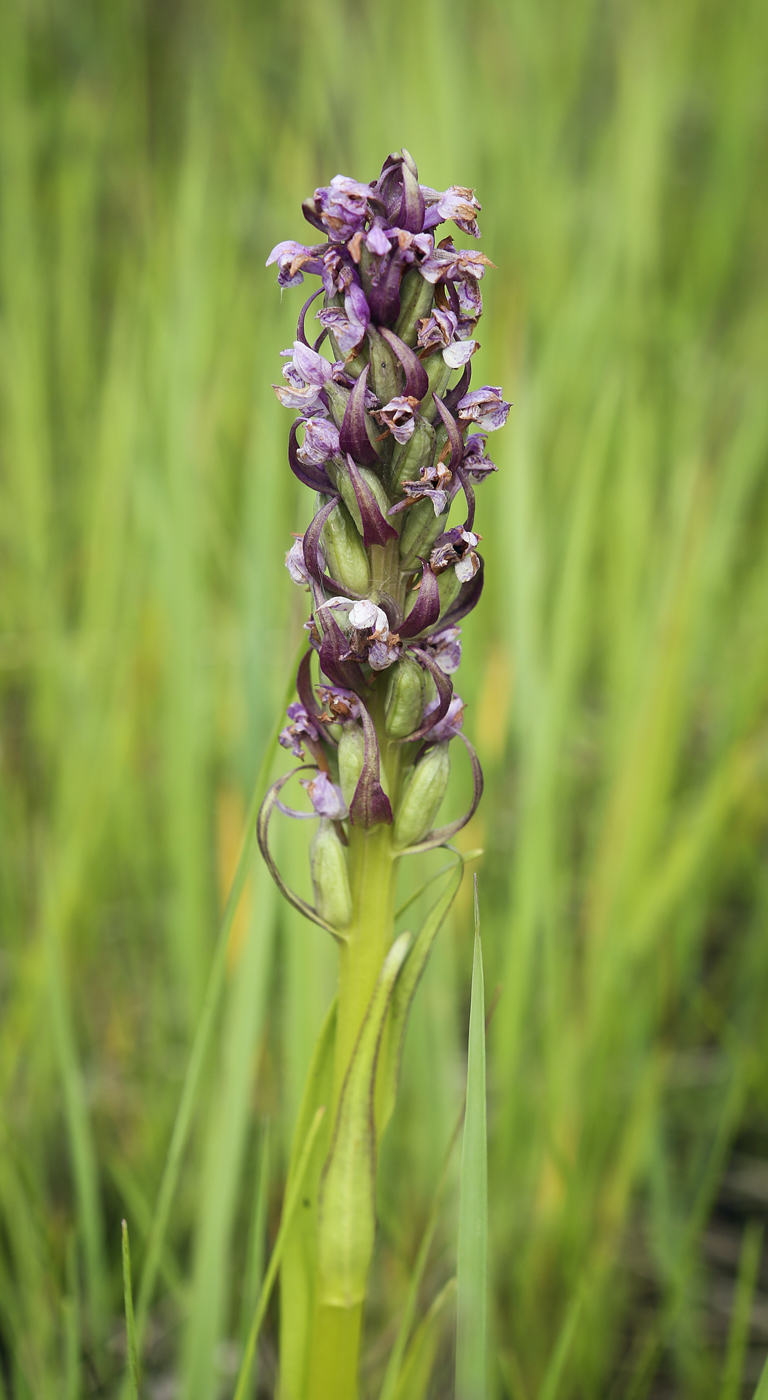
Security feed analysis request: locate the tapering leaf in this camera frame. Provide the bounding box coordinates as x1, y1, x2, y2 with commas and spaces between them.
121, 1221, 139, 1400
234, 1105, 327, 1400
456, 880, 487, 1400
392, 1280, 457, 1400
318, 934, 411, 1306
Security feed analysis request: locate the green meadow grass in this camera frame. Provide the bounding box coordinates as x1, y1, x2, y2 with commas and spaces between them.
1, 0, 768, 1395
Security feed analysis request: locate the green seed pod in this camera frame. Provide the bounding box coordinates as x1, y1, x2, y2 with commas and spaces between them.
385, 656, 425, 738
394, 743, 451, 847
419, 351, 452, 421
310, 819, 353, 929
320, 499, 371, 594
338, 724, 366, 810
400, 499, 450, 571
366, 326, 400, 404
393, 267, 435, 347
324, 379, 350, 430
436, 565, 462, 618
389, 414, 436, 494
330, 461, 391, 537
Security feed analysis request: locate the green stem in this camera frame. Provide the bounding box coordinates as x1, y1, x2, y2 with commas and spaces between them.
307, 691, 403, 1399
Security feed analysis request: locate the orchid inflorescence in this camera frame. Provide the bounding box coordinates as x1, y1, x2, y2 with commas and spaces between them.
258, 149, 510, 931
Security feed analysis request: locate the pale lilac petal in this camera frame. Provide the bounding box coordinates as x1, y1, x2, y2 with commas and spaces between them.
443, 338, 479, 369
301, 771, 348, 820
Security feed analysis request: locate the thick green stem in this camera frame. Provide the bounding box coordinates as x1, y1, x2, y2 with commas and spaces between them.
306, 691, 402, 1399
306, 1304, 363, 1400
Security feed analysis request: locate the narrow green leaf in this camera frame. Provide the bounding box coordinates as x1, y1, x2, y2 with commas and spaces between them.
456, 877, 487, 1400
394, 848, 483, 920
379, 1110, 464, 1400
720, 1221, 763, 1400
538, 1292, 582, 1400
238, 1120, 271, 1396
233, 1104, 326, 1400
755, 1350, 768, 1400
377, 857, 464, 1138
134, 653, 300, 1344
318, 932, 412, 1307
393, 1279, 457, 1400
279, 998, 338, 1400
121, 1221, 139, 1400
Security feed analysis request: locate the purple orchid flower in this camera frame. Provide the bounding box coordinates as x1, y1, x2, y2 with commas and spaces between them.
424, 625, 462, 675
430, 528, 481, 583
301, 770, 348, 820
309, 174, 374, 240
316, 686, 361, 721
279, 701, 322, 758
423, 692, 466, 740
265, 239, 324, 287
296, 417, 341, 466
274, 341, 337, 414
421, 185, 482, 238
374, 395, 420, 444
462, 433, 498, 481
317, 281, 371, 357
286, 536, 324, 586
419, 241, 494, 286
457, 386, 511, 432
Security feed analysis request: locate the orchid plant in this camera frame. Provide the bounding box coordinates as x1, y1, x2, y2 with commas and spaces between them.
258, 149, 509, 1400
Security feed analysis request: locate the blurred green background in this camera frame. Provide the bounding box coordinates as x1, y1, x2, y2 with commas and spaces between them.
2, 0, 768, 1395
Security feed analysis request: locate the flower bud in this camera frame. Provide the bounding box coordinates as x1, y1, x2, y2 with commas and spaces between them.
389, 414, 436, 494
393, 268, 435, 346
366, 326, 400, 404
419, 352, 452, 421
310, 819, 353, 928
320, 499, 371, 595
324, 379, 351, 430
394, 743, 451, 847
338, 724, 366, 809
385, 657, 425, 738
399, 498, 450, 571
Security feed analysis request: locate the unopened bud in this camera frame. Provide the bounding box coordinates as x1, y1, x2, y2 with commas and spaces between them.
385, 657, 425, 738
389, 415, 436, 494
393, 268, 435, 347
321, 500, 370, 595
394, 743, 450, 847
324, 379, 350, 430
338, 724, 366, 809
419, 352, 452, 421
400, 498, 450, 571
310, 819, 353, 928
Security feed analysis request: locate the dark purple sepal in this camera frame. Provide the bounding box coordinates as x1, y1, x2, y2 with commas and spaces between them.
289, 420, 333, 493
367, 254, 403, 326
318, 610, 366, 694
301, 197, 327, 234
455, 464, 476, 530
394, 734, 483, 854
349, 704, 393, 828
338, 364, 380, 467
303, 495, 341, 584
399, 564, 441, 638
258, 765, 346, 939
440, 555, 485, 626
379, 328, 429, 401
431, 393, 464, 473
443, 361, 472, 415
399, 163, 426, 234
345, 455, 398, 547
296, 650, 322, 718
297, 289, 323, 347
398, 646, 454, 742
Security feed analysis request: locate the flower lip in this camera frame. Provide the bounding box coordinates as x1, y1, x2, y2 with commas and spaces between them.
301, 770, 348, 820
457, 386, 511, 432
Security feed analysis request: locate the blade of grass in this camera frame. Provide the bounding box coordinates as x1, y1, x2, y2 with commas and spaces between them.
456, 876, 487, 1400
394, 849, 484, 920
134, 647, 302, 1344
538, 1292, 583, 1400
754, 1351, 768, 1400
393, 1279, 457, 1400
720, 1221, 763, 1400
233, 1105, 326, 1400
121, 1221, 139, 1400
